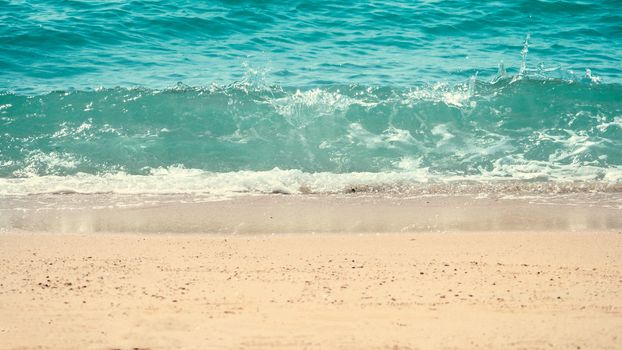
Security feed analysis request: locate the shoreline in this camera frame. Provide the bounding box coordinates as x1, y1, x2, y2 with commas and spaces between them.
1, 231, 621, 349
2, 193, 622, 234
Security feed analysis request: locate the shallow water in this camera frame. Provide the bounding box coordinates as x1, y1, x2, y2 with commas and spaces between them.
1, 0, 621, 198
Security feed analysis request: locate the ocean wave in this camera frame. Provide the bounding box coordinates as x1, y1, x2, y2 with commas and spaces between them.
1, 166, 621, 197
1, 76, 621, 182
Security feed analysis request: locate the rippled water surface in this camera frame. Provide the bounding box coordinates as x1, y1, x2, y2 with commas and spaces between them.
2, 0, 622, 91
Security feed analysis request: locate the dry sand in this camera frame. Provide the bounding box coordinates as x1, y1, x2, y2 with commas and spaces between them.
1, 231, 621, 349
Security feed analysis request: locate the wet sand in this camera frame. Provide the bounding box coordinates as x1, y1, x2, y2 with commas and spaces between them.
3, 193, 622, 234
1, 231, 621, 349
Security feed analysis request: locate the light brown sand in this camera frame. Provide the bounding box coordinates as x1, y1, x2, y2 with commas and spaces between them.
1, 232, 621, 349
4, 194, 622, 234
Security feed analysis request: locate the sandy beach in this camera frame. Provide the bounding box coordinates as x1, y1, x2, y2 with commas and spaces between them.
3, 0, 622, 349
1, 230, 621, 349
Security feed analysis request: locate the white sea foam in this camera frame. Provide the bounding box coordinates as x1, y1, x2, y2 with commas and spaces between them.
0, 167, 421, 197
1, 164, 621, 198
346, 123, 415, 149
430, 124, 455, 146
268, 88, 376, 128
11, 151, 82, 178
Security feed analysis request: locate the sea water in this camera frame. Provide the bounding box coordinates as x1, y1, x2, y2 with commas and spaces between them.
1, 0, 621, 199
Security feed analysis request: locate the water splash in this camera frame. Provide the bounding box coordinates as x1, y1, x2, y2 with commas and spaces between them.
519, 33, 531, 75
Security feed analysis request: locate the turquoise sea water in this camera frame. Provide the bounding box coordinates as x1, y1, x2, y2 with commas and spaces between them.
1, 0, 621, 196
